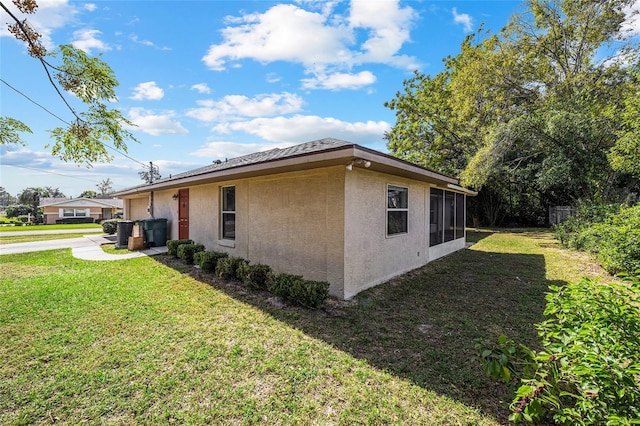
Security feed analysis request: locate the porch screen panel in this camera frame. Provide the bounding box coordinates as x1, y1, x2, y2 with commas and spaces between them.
429, 189, 444, 246
455, 193, 465, 239
444, 192, 455, 242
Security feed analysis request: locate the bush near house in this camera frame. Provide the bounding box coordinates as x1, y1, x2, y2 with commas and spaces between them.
554, 204, 640, 275
194, 251, 228, 272
215, 256, 247, 280
478, 274, 640, 424
241, 264, 272, 290
102, 219, 118, 234
166, 239, 194, 256
176, 243, 205, 265
267, 273, 329, 309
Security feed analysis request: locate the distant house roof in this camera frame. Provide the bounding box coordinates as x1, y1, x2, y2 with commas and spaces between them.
39, 197, 123, 208
114, 138, 475, 197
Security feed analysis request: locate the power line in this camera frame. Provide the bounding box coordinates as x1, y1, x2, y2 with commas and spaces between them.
2, 163, 128, 189
1, 78, 151, 170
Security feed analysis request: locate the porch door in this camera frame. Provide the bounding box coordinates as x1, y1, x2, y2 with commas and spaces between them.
178, 189, 189, 239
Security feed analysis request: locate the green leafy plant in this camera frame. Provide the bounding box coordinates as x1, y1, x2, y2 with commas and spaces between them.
101, 219, 118, 234
478, 275, 640, 424
266, 273, 329, 308
194, 251, 228, 272
215, 256, 246, 280
241, 264, 272, 290
166, 239, 193, 256
176, 243, 204, 265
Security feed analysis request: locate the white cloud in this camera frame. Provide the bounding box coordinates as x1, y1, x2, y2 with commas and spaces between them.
186, 92, 304, 122
127, 108, 189, 136
622, 3, 640, 36
71, 28, 110, 54
201, 0, 418, 81
191, 141, 295, 159
130, 81, 164, 101
84, 3, 97, 12
191, 83, 212, 94
212, 115, 390, 145
301, 70, 376, 90
452, 8, 474, 33
129, 34, 171, 50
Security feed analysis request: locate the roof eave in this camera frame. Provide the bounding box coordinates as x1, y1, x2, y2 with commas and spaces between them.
113, 145, 461, 197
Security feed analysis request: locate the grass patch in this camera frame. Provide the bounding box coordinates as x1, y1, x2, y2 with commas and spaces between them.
0, 233, 91, 245
0, 223, 101, 232
0, 229, 614, 424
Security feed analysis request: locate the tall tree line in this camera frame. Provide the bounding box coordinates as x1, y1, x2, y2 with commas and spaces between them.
385, 0, 639, 226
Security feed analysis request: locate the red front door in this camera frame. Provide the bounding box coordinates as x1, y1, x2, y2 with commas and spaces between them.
178, 189, 189, 240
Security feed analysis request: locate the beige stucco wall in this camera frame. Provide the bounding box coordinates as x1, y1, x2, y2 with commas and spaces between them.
126, 197, 150, 221
343, 168, 430, 299
119, 165, 467, 300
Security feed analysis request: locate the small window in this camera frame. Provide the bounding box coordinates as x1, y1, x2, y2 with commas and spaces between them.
387, 185, 408, 236
63, 209, 74, 217
221, 186, 235, 240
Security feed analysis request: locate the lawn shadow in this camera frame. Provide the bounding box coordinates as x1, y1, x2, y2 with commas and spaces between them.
154, 246, 563, 424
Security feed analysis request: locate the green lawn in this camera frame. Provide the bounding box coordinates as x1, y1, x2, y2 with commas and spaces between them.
0, 229, 612, 424
0, 233, 95, 245
0, 223, 102, 232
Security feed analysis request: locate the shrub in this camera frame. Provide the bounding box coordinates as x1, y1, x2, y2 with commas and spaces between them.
101, 219, 118, 234
166, 239, 193, 256
266, 273, 329, 308
194, 251, 228, 272
215, 256, 246, 280
242, 264, 272, 290
553, 204, 640, 275
478, 275, 640, 424
176, 243, 204, 264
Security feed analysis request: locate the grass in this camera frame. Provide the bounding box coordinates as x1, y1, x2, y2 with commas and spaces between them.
0, 223, 102, 232
0, 233, 94, 245
0, 229, 614, 424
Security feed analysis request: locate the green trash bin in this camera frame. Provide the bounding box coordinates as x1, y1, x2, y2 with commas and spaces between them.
140, 218, 168, 247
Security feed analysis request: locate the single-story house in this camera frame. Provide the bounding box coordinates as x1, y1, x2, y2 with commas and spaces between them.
114, 138, 475, 300
39, 197, 123, 224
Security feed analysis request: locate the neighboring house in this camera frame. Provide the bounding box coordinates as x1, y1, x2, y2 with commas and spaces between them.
114, 138, 476, 300
39, 197, 123, 224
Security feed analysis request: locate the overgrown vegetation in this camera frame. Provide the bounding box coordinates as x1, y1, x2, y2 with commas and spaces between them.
478, 274, 640, 424
554, 203, 640, 275
101, 219, 118, 235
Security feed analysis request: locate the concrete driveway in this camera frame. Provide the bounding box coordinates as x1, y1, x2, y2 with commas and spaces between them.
0, 231, 166, 260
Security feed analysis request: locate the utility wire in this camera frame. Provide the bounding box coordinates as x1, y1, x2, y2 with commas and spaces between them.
1, 78, 151, 170
2, 163, 128, 189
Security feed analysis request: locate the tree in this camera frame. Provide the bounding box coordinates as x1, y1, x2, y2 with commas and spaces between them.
5, 204, 31, 218
609, 66, 640, 177
0, 187, 16, 206
79, 190, 97, 198
385, 0, 639, 225
138, 164, 161, 184
0, 0, 137, 166
96, 178, 114, 195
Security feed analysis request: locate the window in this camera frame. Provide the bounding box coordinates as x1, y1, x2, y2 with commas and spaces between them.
62, 208, 87, 217
387, 185, 408, 236
430, 189, 465, 246
221, 186, 235, 240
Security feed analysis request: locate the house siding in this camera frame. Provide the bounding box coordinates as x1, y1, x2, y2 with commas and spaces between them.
343, 168, 429, 299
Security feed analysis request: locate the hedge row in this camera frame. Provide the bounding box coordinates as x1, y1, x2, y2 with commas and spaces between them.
554, 203, 640, 275
166, 240, 329, 308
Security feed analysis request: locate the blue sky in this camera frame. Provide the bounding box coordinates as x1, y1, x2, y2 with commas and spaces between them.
1, 0, 638, 197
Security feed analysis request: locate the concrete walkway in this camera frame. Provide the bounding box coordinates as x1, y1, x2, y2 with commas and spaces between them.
0, 232, 167, 260
0, 228, 105, 237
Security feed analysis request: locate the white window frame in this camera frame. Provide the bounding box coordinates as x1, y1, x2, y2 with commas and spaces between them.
61, 208, 88, 217
220, 186, 236, 241
386, 184, 408, 237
